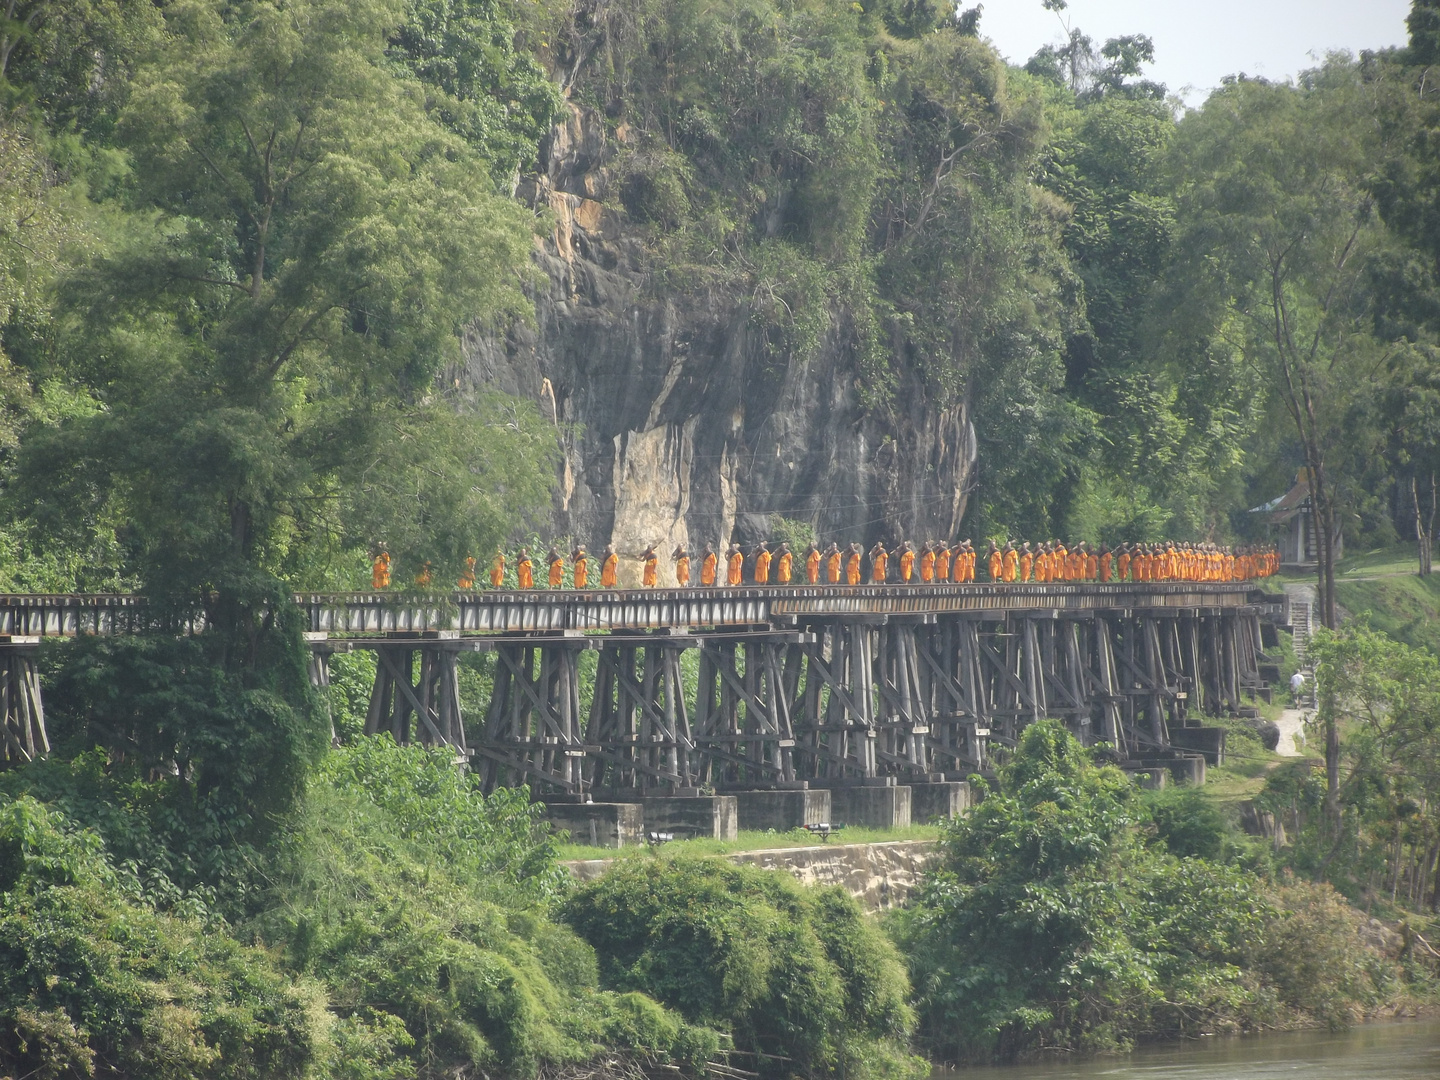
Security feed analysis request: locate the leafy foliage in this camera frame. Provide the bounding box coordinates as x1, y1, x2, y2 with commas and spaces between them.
892, 721, 1397, 1063
563, 857, 920, 1080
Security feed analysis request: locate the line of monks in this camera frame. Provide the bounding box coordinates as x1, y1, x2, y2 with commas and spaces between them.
371, 539, 1279, 591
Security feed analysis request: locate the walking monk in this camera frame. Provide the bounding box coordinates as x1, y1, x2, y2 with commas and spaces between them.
806, 542, 822, 584
1116, 543, 1131, 583
1002, 542, 1019, 583
490, 548, 505, 588
516, 548, 533, 590
572, 545, 589, 588
987, 542, 1003, 583
1098, 545, 1112, 583
919, 542, 935, 583
673, 544, 690, 586
753, 543, 772, 584
1019, 542, 1034, 584
845, 543, 863, 585
600, 543, 619, 588
899, 541, 916, 583
547, 547, 564, 588
458, 555, 476, 589
825, 543, 842, 584
727, 543, 744, 586
776, 542, 794, 584
641, 544, 659, 588
416, 560, 433, 587
935, 542, 952, 583
870, 542, 889, 583
372, 547, 392, 589
700, 543, 718, 586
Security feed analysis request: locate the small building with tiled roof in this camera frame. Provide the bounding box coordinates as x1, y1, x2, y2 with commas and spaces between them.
1249, 469, 1342, 570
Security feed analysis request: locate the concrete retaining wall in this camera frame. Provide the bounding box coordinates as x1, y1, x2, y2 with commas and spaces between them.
563, 839, 938, 911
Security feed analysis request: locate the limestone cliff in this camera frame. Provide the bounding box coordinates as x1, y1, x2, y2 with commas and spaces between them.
458, 103, 976, 586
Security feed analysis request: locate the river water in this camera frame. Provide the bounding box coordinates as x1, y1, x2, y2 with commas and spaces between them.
935, 1020, 1440, 1079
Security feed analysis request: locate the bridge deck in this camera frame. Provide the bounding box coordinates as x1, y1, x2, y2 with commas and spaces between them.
0, 583, 1274, 638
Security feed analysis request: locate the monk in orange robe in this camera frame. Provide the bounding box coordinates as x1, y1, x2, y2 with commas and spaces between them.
641, 544, 659, 587
458, 555, 476, 589
600, 543, 619, 588
700, 543, 718, 586
572, 546, 589, 588
935, 543, 951, 583
846, 544, 863, 585
1019, 542, 1033, 583
899, 542, 915, 583
919, 542, 935, 583
753, 544, 772, 584
516, 549, 533, 589
870, 542, 888, 583
1116, 544, 1131, 582
1098, 546, 1112, 583
1001, 542, 1019, 583
547, 547, 565, 588
416, 560, 433, 587
806, 543, 822, 584
490, 549, 505, 588
825, 543, 843, 584
372, 549, 392, 589
776, 543, 793, 584
986, 543, 1002, 582
727, 543, 744, 586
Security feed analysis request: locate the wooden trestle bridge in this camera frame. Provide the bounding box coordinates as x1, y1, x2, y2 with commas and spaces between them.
0, 583, 1283, 793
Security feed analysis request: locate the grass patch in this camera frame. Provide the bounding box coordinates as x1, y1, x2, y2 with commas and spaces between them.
555, 824, 942, 861
1334, 572, 1440, 656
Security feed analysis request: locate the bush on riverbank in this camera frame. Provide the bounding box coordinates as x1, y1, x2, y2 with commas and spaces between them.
890, 721, 1403, 1063
563, 857, 923, 1080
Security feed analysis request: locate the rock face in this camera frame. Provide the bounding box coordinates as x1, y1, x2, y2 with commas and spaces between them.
459, 103, 975, 585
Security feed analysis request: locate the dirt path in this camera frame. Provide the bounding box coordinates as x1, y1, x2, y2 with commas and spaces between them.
1274, 708, 1307, 757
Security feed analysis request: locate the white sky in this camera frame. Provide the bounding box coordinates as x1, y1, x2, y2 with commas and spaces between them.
977, 0, 1413, 106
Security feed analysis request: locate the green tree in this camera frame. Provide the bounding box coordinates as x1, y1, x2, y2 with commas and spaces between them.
1160, 67, 1404, 627
8, 0, 551, 626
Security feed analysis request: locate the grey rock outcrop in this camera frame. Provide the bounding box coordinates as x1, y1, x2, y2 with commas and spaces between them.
459, 103, 975, 586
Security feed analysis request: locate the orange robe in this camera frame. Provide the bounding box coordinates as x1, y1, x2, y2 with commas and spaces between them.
372, 553, 392, 590
676, 555, 690, 586
1099, 552, 1112, 583
490, 554, 504, 588
727, 551, 744, 586
827, 552, 843, 584
574, 557, 588, 589
1117, 552, 1131, 581
458, 556, 476, 589
920, 550, 935, 583
1019, 552, 1033, 583
988, 551, 1003, 581
642, 555, 658, 587
936, 548, 951, 582
845, 553, 862, 585
899, 550, 915, 583
871, 552, 888, 583
548, 558, 564, 588
701, 553, 718, 586
601, 553, 619, 588
416, 562, 433, 587
517, 558, 533, 590
1002, 549, 1019, 583
776, 552, 793, 584
806, 551, 821, 584
754, 550, 771, 584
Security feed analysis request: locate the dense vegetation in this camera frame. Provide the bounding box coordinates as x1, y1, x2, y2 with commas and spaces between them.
892, 721, 1413, 1063
1, 0, 1439, 1075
